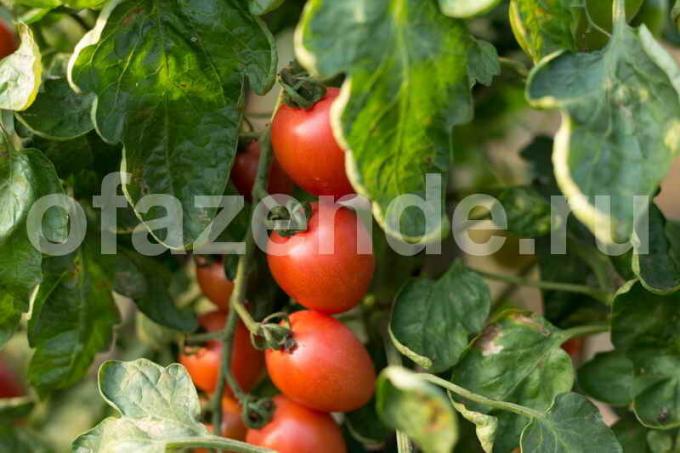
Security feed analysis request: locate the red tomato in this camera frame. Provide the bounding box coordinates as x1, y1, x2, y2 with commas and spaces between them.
561, 338, 584, 360
271, 87, 354, 198
265, 310, 375, 413
0, 360, 23, 399
231, 140, 294, 200
246, 395, 346, 453
195, 259, 234, 311
267, 202, 374, 314
0, 21, 16, 60
180, 311, 263, 395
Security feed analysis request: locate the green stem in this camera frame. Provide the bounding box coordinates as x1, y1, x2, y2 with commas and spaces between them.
613, 0, 627, 29
384, 338, 414, 453
418, 374, 544, 420
167, 435, 273, 453
560, 323, 610, 341
470, 267, 612, 304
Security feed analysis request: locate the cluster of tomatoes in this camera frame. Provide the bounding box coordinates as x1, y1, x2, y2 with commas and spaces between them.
182, 88, 377, 452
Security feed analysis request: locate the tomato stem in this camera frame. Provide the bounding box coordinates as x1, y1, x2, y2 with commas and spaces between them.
167, 435, 273, 453
560, 323, 610, 341
419, 374, 545, 420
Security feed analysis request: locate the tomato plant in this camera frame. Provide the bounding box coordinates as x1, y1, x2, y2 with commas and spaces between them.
0, 0, 679, 452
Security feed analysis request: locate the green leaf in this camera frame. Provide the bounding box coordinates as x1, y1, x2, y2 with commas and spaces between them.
0, 397, 34, 422
450, 400, 497, 453
612, 414, 652, 453
73, 359, 259, 452
497, 186, 552, 237
577, 350, 634, 406
376, 366, 458, 453
296, 0, 497, 242
673, 0, 680, 30
527, 24, 680, 245
0, 23, 42, 111
249, 0, 284, 15
389, 260, 491, 373
28, 238, 120, 396
0, 426, 49, 453
114, 250, 197, 332
612, 281, 680, 429
520, 392, 622, 453
69, 0, 276, 249
633, 204, 680, 294
0, 145, 66, 347
16, 78, 94, 140
451, 310, 574, 451
509, 0, 578, 62
439, 0, 502, 18
346, 401, 390, 447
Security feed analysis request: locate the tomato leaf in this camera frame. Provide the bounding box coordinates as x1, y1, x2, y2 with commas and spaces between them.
0, 144, 66, 348
389, 260, 491, 373
527, 24, 680, 245
0, 397, 34, 422
16, 78, 94, 140
69, 0, 276, 249
520, 392, 622, 453
439, 0, 502, 18
27, 238, 120, 396
376, 366, 458, 453
674, 0, 680, 30
509, 0, 578, 62
296, 0, 498, 242
612, 281, 680, 429
0, 425, 49, 453
577, 350, 634, 406
611, 414, 652, 453
497, 186, 552, 237
0, 24, 42, 111
249, 0, 284, 15
450, 310, 574, 451
450, 400, 497, 453
632, 204, 680, 294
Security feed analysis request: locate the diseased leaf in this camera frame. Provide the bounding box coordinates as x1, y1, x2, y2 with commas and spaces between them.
612, 281, 680, 429
439, 0, 502, 18
69, 0, 276, 249
633, 204, 680, 294
520, 392, 622, 453
390, 260, 491, 373
451, 310, 574, 452
376, 366, 458, 453
527, 23, 680, 245
296, 0, 497, 241
497, 186, 552, 237
450, 400, 497, 453
509, 0, 578, 62
577, 350, 634, 406
0, 23, 42, 111
16, 78, 94, 140
28, 237, 120, 395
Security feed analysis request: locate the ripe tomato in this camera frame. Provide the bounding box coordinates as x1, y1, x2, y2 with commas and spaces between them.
246, 395, 346, 453
179, 311, 263, 394
0, 21, 16, 60
561, 338, 584, 361
265, 310, 375, 413
0, 360, 23, 399
267, 202, 374, 314
231, 140, 294, 200
271, 87, 354, 198
195, 258, 234, 311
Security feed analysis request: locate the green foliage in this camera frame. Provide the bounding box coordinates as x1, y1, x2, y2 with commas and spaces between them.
577, 350, 634, 406
439, 0, 503, 18
633, 204, 680, 294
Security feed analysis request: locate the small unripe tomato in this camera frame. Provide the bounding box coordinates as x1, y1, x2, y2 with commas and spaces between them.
246, 395, 346, 453
231, 140, 294, 200
271, 87, 354, 198
0, 21, 16, 60
195, 258, 234, 310
265, 310, 376, 413
267, 202, 374, 314
179, 311, 263, 394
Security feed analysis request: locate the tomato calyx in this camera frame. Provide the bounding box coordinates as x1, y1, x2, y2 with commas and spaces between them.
252, 313, 296, 352
241, 395, 275, 429
267, 200, 312, 237
278, 61, 327, 109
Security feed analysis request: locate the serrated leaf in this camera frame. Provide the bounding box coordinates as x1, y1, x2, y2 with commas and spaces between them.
376, 366, 458, 453
28, 237, 120, 395
451, 310, 574, 452
389, 260, 490, 373
527, 24, 680, 245
520, 392, 622, 453
612, 281, 680, 429
577, 350, 634, 406
440, 0, 502, 18
16, 78, 94, 140
296, 0, 497, 242
633, 204, 680, 294
509, 0, 579, 62
0, 23, 42, 111
69, 0, 276, 249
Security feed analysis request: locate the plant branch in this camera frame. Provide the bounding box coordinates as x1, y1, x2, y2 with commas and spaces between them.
418, 374, 544, 420
167, 435, 273, 453
560, 323, 610, 341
